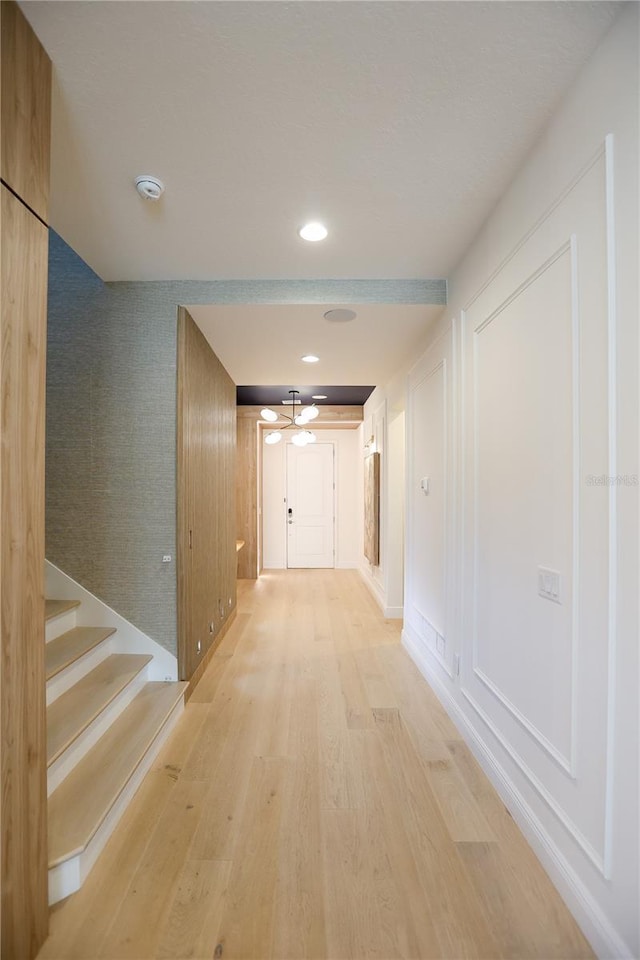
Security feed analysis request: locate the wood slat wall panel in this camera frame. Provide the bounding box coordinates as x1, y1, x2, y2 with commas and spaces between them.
236, 417, 257, 579
237, 404, 363, 422
1, 6, 51, 954
1, 184, 49, 958
1, 0, 51, 222
177, 309, 236, 681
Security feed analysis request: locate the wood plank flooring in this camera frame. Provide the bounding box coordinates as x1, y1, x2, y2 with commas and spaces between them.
37, 570, 593, 960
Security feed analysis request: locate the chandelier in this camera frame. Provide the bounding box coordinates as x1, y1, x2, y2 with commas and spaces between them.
261, 389, 319, 446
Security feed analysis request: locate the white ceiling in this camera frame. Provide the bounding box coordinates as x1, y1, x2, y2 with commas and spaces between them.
24, 1, 619, 285
187, 302, 444, 386
22, 0, 619, 391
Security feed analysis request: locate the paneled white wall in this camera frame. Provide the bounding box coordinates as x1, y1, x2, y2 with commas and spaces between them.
401, 8, 638, 958
405, 322, 457, 673
262, 429, 362, 569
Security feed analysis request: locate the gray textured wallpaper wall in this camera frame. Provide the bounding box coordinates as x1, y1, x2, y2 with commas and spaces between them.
46, 233, 178, 653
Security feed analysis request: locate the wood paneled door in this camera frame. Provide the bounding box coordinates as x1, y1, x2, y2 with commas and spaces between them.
176, 308, 237, 682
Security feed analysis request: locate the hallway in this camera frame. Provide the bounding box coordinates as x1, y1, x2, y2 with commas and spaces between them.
39, 570, 592, 960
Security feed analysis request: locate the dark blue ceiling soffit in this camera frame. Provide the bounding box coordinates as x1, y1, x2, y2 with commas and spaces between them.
236, 385, 375, 406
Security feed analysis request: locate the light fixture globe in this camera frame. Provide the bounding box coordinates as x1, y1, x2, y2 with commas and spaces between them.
261, 390, 319, 446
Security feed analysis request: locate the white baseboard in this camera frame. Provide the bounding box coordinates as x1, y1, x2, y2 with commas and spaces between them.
336, 560, 359, 569
45, 561, 177, 681
383, 605, 403, 619
358, 563, 385, 610
401, 623, 634, 960
262, 561, 286, 569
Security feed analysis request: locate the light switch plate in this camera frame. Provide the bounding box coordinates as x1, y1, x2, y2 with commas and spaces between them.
538, 566, 562, 604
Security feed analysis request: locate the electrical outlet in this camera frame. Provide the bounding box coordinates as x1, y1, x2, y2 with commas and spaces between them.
162, 554, 172, 563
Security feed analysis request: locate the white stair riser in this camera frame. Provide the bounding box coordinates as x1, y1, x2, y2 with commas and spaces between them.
47, 665, 151, 796
46, 609, 78, 643
46, 639, 113, 706
48, 696, 185, 905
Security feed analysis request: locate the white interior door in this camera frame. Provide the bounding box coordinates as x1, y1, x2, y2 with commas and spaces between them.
286, 442, 335, 568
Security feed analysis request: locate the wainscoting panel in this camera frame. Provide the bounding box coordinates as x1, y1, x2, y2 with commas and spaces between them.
236, 413, 259, 578
462, 143, 613, 874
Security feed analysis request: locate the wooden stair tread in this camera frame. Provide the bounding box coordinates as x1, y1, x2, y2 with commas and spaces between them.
47, 653, 153, 766
46, 626, 116, 680
45, 598, 80, 622
48, 681, 187, 867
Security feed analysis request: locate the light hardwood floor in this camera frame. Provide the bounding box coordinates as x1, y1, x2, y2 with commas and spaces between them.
38, 570, 594, 960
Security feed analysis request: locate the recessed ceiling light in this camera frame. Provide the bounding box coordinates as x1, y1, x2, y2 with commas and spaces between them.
312, 394, 327, 400
324, 308, 356, 323
298, 222, 328, 242
301, 355, 320, 363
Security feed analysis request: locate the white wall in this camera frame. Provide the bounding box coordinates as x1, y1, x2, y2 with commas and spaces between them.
385, 410, 405, 617
389, 8, 637, 958
405, 322, 458, 674
262, 429, 362, 569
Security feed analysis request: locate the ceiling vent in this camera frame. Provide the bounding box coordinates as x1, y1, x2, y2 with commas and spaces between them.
324, 308, 356, 323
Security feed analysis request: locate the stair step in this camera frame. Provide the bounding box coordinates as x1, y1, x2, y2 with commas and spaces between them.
48, 681, 187, 868
46, 627, 116, 681
45, 598, 80, 622
47, 654, 153, 766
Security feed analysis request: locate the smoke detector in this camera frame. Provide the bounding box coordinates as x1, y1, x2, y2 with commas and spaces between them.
134, 175, 164, 201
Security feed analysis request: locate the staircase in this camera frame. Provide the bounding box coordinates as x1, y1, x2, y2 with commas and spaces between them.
45, 598, 187, 904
